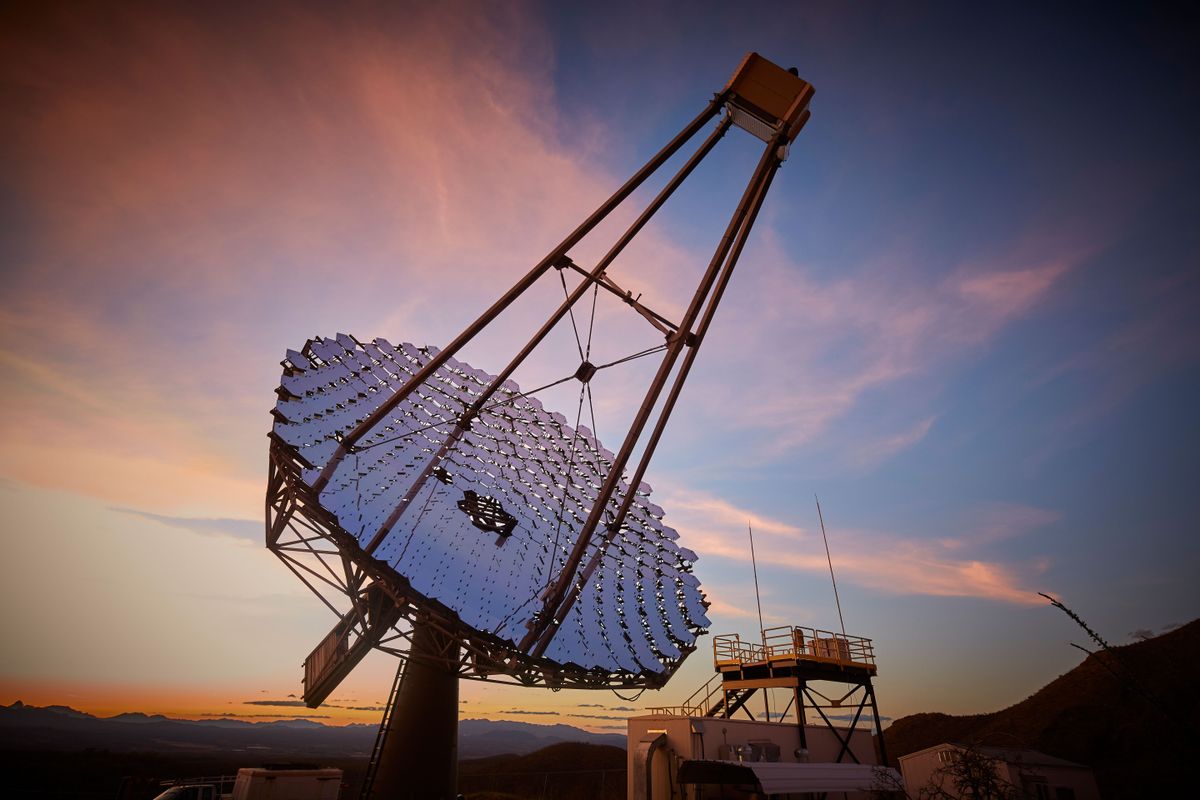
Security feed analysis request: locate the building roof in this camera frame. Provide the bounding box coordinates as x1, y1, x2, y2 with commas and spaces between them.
898, 742, 1090, 770
677, 760, 900, 794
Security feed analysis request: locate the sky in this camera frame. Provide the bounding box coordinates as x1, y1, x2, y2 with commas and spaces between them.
1, 1, 1197, 736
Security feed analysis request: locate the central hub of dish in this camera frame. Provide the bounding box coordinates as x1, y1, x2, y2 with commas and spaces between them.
574, 361, 597, 383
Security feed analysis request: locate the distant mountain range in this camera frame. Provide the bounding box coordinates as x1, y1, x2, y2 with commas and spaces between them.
882, 617, 1199, 798
0, 702, 624, 759
11, 618, 1194, 797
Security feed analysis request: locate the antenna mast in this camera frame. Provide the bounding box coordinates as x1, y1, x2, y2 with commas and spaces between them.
815, 494, 847, 640
747, 521, 766, 646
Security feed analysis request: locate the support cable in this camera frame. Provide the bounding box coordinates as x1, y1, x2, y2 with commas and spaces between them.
585, 282, 599, 360
560, 268, 586, 362
353, 345, 666, 452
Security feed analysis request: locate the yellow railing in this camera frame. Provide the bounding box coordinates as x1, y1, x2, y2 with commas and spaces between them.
647, 672, 722, 717
644, 627, 877, 719
713, 625, 875, 669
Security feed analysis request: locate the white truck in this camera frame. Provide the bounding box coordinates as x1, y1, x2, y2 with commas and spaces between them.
151, 767, 343, 800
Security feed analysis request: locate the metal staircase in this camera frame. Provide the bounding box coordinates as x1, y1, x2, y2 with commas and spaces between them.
647, 674, 761, 719
359, 657, 408, 800
706, 686, 758, 719
647, 673, 721, 717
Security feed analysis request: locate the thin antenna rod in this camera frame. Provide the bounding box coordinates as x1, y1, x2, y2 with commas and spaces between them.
815, 495, 847, 640
748, 521, 766, 647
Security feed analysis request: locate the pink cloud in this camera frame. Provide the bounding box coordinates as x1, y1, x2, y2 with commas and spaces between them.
3, 2, 757, 521
953, 262, 1070, 320
703, 598, 758, 621
0, 4, 1129, 542
0, 2, 1098, 524
0, 3, 692, 512
845, 415, 937, 468
938, 503, 1062, 551
659, 485, 1050, 606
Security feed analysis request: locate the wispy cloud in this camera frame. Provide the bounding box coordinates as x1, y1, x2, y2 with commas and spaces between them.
826, 712, 892, 722
704, 596, 791, 624
0, 0, 1112, 516
952, 262, 1070, 321
570, 713, 625, 720
115, 508, 260, 543
686, 229, 1095, 466
242, 698, 383, 712
0, 2, 640, 513
938, 503, 1062, 551
659, 486, 1051, 605
1022, 268, 1200, 469
845, 416, 937, 468
0, 311, 264, 514
201, 712, 330, 719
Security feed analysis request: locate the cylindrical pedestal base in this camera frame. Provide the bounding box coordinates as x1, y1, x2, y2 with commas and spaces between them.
371, 622, 460, 800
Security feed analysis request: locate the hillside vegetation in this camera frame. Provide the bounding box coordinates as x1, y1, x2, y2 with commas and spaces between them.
882, 618, 1199, 798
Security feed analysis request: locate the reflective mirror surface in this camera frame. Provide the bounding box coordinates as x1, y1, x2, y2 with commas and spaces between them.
272, 334, 709, 677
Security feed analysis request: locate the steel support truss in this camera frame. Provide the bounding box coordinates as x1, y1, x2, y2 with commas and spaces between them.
708, 678, 888, 766
267, 443, 686, 702
266, 52, 815, 703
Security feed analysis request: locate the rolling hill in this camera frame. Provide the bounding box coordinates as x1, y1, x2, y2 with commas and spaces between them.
882, 618, 1199, 798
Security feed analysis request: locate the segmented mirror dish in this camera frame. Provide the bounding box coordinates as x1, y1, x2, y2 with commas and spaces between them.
270, 334, 709, 678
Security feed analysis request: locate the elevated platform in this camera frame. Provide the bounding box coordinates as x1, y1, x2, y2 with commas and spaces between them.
715, 625, 877, 685
648, 623, 888, 770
